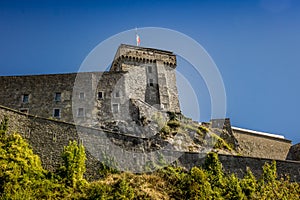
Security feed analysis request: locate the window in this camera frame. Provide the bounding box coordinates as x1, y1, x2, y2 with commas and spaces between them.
149, 79, 154, 86
53, 109, 61, 118
79, 92, 85, 99
54, 93, 61, 101
148, 66, 152, 73
77, 108, 84, 117
115, 91, 120, 98
162, 103, 168, 109
22, 94, 29, 103
98, 91, 103, 99
112, 103, 119, 113
20, 108, 29, 114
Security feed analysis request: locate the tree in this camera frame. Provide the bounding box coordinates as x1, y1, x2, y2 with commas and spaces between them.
60, 140, 87, 189
204, 153, 224, 188
188, 167, 213, 200
0, 117, 47, 199
240, 167, 257, 198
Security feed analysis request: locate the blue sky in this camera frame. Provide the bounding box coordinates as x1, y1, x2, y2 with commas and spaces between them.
0, 0, 300, 143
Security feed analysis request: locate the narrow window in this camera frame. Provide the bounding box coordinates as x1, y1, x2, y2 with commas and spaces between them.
79, 92, 85, 99
77, 108, 84, 117
53, 109, 61, 118
149, 79, 154, 86
115, 91, 120, 98
112, 103, 119, 113
163, 103, 168, 109
22, 94, 29, 103
54, 92, 61, 101
98, 91, 103, 99
148, 66, 152, 73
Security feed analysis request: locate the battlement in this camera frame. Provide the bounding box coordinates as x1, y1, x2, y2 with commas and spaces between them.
110, 44, 176, 71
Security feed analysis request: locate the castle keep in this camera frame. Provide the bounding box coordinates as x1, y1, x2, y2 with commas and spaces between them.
0, 44, 180, 129
0, 44, 299, 180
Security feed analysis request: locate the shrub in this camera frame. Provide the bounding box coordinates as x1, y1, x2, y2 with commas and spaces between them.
59, 140, 87, 189
167, 120, 181, 129
161, 125, 171, 135
198, 125, 209, 134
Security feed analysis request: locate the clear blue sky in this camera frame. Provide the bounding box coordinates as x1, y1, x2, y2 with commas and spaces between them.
0, 0, 300, 143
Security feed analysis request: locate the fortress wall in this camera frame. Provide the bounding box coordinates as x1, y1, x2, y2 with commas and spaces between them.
0, 72, 128, 127
0, 73, 76, 122
0, 105, 102, 180
0, 106, 299, 181
232, 128, 291, 160
176, 152, 300, 182
92, 72, 127, 124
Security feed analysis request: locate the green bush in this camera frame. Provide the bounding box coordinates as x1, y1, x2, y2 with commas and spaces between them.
160, 125, 171, 136
0, 118, 299, 199
59, 140, 87, 189
198, 125, 209, 134
167, 120, 181, 129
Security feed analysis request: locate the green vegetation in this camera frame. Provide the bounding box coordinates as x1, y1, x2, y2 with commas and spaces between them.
198, 125, 209, 134
0, 117, 299, 199
210, 133, 233, 151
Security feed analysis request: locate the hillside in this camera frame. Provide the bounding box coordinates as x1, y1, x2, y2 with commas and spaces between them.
0, 117, 299, 199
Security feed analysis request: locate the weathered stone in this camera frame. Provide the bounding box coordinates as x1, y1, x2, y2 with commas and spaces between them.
287, 143, 300, 161
0, 44, 299, 181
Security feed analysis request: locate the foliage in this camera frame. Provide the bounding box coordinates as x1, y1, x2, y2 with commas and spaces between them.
161, 125, 171, 135
0, 117, 67, 199
59, 140, 87, 189
0, 116, 8, 133
167, 111, 178, 121
0, 118, 299, 199
198, 125, 209, 134
167, 120, 180, 129
188, 167, 213, 199
210, 133, 232, 151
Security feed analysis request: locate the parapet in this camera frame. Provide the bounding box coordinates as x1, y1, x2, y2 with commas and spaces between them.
110, 44, 177, 71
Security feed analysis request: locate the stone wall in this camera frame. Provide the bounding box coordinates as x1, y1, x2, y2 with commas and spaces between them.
0, 73, 76, 122
0, 44, 181, 128
176, 153, 300, 182
287, 143, 300, 161
232, 127, 291, 160
0, 105, 299, 182
111, 44, 180, 113
0, 105, 103, 180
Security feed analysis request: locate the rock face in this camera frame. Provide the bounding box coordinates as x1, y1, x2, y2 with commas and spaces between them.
287, 143, 300, 161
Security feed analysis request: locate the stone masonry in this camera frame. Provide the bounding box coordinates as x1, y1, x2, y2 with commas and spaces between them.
0, 105, 299, 181
0, 44, 180, 132
0, 44, 299, 180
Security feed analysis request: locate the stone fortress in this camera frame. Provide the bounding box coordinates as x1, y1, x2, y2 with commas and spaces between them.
0, 44, 299, 180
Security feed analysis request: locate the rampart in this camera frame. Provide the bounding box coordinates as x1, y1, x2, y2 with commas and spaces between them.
0, 105, 299, 181
232, 127, 291, 160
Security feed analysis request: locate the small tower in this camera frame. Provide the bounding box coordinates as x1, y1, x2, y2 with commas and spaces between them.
110, 44, 180, 113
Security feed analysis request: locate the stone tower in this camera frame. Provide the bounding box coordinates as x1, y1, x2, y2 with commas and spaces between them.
110, 44, 180, 113
0, 44, 181, 130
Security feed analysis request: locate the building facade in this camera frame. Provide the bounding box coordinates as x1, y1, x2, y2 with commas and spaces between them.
0, 44, 181, 129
